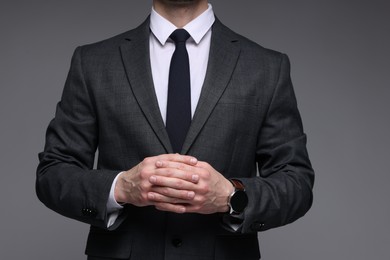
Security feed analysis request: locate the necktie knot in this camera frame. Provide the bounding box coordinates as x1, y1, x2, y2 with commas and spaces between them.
170, 29, 190, 44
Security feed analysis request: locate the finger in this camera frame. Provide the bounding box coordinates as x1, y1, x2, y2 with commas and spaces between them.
148, 192, 192, 205
181, 205, 200, 214
149, 186, 195, 200
154, 202, 187, 214
193, 161, 213, 171
148, 192, 183, 203
156, 154, 198, 166
149, 175, 196, 190
154, 163, 200, 183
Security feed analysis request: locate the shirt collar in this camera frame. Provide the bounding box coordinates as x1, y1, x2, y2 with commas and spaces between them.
150, 4, 215, 45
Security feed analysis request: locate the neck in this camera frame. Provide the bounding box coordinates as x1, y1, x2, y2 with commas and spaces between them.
153, 0, 208, 28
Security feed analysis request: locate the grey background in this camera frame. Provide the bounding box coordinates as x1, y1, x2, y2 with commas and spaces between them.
1, 0, 389, 259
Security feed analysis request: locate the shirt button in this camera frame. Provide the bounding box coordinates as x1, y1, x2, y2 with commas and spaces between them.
172, 238, 182, 248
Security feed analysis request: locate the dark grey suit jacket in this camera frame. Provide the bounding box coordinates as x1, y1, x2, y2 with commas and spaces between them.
36, 18, 314, 260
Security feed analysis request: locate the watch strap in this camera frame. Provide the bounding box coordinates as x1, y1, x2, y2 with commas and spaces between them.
230, 179, 245, 191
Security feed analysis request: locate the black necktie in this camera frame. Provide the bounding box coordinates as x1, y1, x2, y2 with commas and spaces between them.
166, 29, 191, 153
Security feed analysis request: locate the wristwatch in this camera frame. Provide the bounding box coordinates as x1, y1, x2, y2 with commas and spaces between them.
228, 179, 248, 215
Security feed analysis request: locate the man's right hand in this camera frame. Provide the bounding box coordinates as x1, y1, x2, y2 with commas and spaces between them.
114, 154, 199, 213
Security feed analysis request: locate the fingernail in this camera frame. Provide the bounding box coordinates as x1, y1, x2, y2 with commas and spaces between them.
188, 191, 195, 199
192, 175, 199, 182
150, 176, 156, 183
190, 158, 197, 164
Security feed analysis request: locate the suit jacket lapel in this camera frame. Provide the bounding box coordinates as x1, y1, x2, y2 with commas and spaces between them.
120, 18, 173, 153
181, 19, 241, 154
119, 18, 240, 155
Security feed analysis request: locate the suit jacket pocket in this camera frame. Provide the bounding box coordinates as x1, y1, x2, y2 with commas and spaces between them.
85, 227, 132, 259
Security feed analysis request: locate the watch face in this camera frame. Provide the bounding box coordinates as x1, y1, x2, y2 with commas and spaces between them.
231, 190, 248, 212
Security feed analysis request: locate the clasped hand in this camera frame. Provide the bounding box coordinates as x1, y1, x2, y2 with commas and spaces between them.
115, 154, 233, 214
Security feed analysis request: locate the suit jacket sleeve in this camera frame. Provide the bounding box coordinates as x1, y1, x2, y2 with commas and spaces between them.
36, 47, 124, 230
236, 54, 314, 233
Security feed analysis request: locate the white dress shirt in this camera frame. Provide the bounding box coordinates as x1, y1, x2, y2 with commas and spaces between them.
106, 5, 215, 227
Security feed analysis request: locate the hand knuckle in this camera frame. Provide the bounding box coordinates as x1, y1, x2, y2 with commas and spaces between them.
197, 168, 207, 177
198, 161, 206, 167
140, 181, 149, 191
139, 169, 148, 178
176, 180, 184, 189
181, 191, 189, 198
143, 157, 153, 164
161, 187, 171, 196
141, 193, 148, 202
172, 198, 181, 204
166, 168, 175, 176
193, 195, 202, 203
199, 185, 209, 194
186, 172, 194, 180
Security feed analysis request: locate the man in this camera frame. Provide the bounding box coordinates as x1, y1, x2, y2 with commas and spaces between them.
36, 0, 314, 259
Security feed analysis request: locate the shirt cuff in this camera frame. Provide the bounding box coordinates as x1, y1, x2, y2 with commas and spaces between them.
106, 172, 125, 227
221, 213, 244, 232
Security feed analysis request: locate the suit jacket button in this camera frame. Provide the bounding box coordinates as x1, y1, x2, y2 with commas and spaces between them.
172, 238, 182, 248
89, 209, 97, 217
251, 222, 265, 231
82, 208, 97, 217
